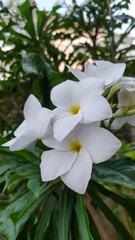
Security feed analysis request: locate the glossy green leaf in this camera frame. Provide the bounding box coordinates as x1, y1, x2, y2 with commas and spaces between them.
0, 219, 15, 240
34, 195, 56, 240
27, 177, 41, 198
76, 195, 94, 240
92, 157, 135, 189
21, 53, 45, 75
58, 188, 74, 240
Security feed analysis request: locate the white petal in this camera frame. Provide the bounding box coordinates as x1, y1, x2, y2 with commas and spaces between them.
53, 111, 82, 141
96, 61, 126, 86
53, 108, 70, 120
23, 94, 41, 124
51, 80, 79, 109
111, 114, 135, 129
2, 138, 17, 147
85, 127, 121, 163
38, 108, 53, 138
61, 149, 92, 194
81, 95, 112, 123
119, 77, 135, 91
126, 114, 135, 126
111, 117, 126, 129
42, 134, 70, 151
40, 150, 77, 181
78, 77, 104, 95
66, 65, 85, 80
118, 89, 135, 108
9, 129, 38, 151
85, 62, 97, 76
14, 120, 27, 137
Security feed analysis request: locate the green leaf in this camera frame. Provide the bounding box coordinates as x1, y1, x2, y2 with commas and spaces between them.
88, 213, 101, 240
21, 53, 45, 75
76, 195, 94, 240
34, 195, 56, 240
18, 0, 36, 40
27, 177, 41, 198
92, 157, 135, 189
0, 182, 60, 239
58, 188, 74, 240
0, 219, 15, 240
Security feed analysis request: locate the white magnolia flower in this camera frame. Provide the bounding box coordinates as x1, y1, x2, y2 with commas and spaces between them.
111, 89, 135, 129
40, 123, 121, 194
67, 61, 125, 87
115, 76, 135, 92
3, 94, 53, 151
51, 79, 112, 141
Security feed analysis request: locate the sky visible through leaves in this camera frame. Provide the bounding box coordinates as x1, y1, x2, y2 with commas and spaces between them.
35, 0, 135, 36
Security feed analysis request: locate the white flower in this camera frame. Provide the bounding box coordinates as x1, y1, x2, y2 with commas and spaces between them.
51, 79, 112, 141
2, 94, 53, 151
67, 61, 125, 87
111, 89, 135, 129
115, 76, 135, 92
117, 89, 135, 108
40, 123, 121, 194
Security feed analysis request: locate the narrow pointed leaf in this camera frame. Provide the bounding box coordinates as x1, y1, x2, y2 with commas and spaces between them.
92, 157, 135, 189
58, 188, 74, 240
34, 195, 56, 240
76, 195, 94, 240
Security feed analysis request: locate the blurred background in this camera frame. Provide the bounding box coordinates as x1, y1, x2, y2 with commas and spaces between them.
0, 2, 135, 240
0, 0, 135, 141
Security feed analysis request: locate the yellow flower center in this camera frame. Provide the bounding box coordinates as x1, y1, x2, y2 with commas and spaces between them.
70, 105, 80, 115
70, 140, 82, 153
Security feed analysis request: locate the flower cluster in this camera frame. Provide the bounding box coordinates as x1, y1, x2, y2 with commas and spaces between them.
3, 61, 135, 194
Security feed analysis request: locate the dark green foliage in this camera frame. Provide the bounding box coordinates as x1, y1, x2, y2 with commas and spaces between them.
0, 144, 135, 239
0, 0, 135, 239
0, 0, 135, 132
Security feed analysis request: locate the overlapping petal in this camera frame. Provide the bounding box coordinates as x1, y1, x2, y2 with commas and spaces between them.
51, 80, 79, 109
24, 94, 41, 124
14, 120, 27, 137
111, 117, 126, 129
84, 62, 97, 76
111, 115, 135, 129
61, 148, 92, 194
118, 89, 135, 108
3, 94, 53, 151
127, 115, 135, 126
53, 111, 82, 141
7, 129, 38, 151
80, 95, 112, 123
38, 108, 53, 138
85, 127, 121, 163
40, 150, 77, 181
67, 61, 126, 87
66, 65, 85, 80
78, 77, 104, 95
95, 61, 126, 86
116, 77, 135, 92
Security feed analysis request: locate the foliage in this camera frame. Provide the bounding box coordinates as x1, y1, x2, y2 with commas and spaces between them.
0, 0, 135, 132
0, 0, 135, 239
